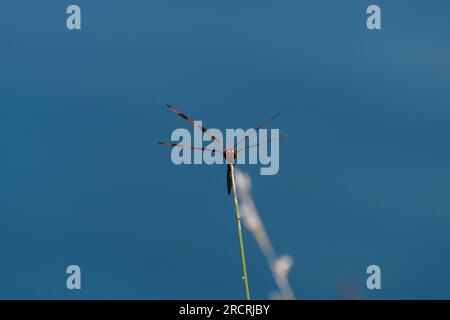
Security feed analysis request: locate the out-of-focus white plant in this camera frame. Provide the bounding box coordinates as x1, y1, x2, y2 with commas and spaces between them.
235, 169, 295, 300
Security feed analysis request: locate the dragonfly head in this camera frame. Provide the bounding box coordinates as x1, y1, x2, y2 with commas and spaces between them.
223, 148, 237, 164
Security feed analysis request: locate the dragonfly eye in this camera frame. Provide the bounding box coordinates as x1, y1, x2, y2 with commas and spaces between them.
224, 149, 235, 164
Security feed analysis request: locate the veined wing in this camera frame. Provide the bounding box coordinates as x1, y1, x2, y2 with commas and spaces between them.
166, 104, 223, 147
236, 131, 296, 153
235, 106, 288, 147
158, 141, 219, 152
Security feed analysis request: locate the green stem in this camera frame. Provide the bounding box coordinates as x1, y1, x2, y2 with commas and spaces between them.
230, 164, 250, 300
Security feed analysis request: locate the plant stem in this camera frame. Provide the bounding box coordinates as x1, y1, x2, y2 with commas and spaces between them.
230, 164, 250, 300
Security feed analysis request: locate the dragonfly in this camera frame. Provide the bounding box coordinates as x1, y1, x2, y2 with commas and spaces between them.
158, 104, 294, 195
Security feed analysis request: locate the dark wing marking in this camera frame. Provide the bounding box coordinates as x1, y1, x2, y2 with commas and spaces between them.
166, 104, 223, 146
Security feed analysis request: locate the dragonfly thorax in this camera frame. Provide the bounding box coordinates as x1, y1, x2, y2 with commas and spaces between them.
223, 148, 237, 164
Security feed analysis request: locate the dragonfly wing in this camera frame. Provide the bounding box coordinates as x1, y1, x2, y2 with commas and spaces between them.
236, 106, 288, 147
166, 104, 223, 147
236, 131, 297, 153
158, 141, 218, 152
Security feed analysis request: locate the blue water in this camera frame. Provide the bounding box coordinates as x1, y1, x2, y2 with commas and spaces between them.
1, 0, 449, 299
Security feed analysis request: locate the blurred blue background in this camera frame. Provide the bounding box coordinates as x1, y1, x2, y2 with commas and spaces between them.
1, 0, 450, 299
